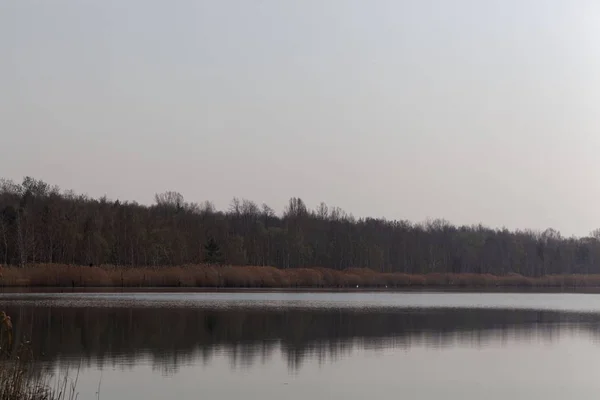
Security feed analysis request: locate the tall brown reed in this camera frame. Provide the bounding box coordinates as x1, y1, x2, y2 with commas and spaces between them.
2, 264, 600, 289
0, 311, 79, 400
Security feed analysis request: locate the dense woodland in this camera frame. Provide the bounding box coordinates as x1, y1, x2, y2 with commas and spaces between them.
1, 176, 599, 277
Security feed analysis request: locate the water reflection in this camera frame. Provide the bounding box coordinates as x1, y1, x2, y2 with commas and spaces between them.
3, 303, 600, 374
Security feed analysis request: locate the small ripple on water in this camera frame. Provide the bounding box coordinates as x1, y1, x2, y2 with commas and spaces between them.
1, 291, 600, 313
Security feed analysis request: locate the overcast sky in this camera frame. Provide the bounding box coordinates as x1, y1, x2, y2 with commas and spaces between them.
1, 0, 600, 236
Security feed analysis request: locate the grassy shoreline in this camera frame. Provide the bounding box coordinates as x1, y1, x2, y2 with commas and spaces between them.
2, 264, 600, 289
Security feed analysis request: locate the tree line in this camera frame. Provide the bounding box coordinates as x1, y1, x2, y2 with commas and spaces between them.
0, 176, 599, 276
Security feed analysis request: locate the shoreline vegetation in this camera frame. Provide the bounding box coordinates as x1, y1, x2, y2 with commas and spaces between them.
2, 177, 600, 280
3, 264, 600, 289
0, 311, 78, 400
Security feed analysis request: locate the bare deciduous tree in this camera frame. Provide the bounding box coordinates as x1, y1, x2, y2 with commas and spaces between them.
0, 176, 599, 276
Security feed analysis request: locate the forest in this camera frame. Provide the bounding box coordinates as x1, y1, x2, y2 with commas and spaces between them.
1, 176, 599, 277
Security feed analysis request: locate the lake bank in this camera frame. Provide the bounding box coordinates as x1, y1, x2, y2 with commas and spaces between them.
2, 264, 600, 289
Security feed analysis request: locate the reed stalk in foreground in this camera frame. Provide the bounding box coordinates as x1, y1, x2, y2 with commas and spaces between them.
0, 311, 79, 400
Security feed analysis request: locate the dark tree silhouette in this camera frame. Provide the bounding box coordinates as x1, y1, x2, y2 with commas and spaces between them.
1, 176, 599, 277
203, 237, 223, 265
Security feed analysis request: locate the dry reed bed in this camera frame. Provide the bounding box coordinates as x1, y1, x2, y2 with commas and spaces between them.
2, 264, 600, 288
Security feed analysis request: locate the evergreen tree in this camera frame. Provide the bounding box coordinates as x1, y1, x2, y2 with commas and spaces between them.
204, 237, 223, 265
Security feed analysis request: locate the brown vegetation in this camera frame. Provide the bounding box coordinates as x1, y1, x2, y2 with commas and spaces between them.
0, 310, 78, 400
3, 264, 600, 289
3, 177, 600, 278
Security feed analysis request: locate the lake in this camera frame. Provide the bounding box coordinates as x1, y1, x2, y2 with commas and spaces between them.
2, 290, 600, 399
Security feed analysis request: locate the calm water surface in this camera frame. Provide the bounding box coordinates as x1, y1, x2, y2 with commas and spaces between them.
2, 291, 600, 399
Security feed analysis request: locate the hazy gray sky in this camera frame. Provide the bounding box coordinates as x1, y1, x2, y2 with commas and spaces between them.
2, 0, 600, 236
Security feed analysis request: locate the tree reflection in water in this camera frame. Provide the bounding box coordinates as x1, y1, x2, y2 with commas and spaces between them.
3, 304, 600, 375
